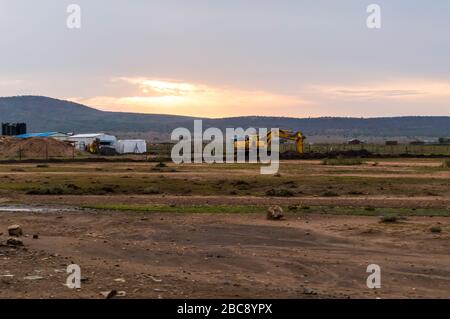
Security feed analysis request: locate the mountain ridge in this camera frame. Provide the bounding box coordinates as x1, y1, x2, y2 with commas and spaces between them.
0, 96, 449, 138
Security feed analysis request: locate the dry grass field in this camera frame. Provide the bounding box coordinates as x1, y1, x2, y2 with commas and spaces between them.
0, 158, 449, 298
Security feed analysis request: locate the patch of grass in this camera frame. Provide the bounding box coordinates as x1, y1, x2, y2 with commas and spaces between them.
81, 204, 450, 217
442, 160, 450, 169
265, 188, 295, 197
322, 157, 363, 166
321, 191, 339, 197
142, 186, 161, 195
82, 204, 265, 214
26, 185, 79, 195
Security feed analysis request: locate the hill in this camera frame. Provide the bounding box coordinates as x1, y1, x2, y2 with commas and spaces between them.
0, 96, 449, 139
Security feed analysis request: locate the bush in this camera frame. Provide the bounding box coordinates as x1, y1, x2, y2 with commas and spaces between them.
430, 226, 442, 233
142, 186, 161, 195
26, 186, 77, 195
348, 191, 364, 195
442, 160, 450, 169
101, 186, 116, 193
234, 180, 250, 186
322, 157, 362, 166
380, 214, 399, 223
265, 188, 295, 197
321, 191, 339, 197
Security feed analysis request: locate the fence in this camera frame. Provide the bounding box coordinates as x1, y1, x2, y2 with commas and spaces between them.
2, 142, 449, 162
0, 146, 80, 161
302, 143, 450, 156
150, 142, 450, 157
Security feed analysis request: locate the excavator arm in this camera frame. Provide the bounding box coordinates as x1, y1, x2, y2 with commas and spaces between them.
266, 129, 305, 154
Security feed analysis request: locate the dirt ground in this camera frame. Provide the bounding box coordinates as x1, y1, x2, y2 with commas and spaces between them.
0, 210, 449, 299
0, 158, 449, 299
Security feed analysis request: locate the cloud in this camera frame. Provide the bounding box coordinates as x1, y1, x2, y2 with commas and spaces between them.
0, 79, 23, 87
67, 77, 450, 118
312, 79, 450, 100
70, 77, 310, 117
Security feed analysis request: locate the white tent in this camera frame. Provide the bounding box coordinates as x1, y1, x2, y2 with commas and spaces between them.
116, 140, 147, 154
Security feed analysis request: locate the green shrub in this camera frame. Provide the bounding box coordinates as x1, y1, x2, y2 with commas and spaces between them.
142, 186, 161, 195
26, 186, 77, 195
430, 226, 442, 233
380, 214, 399, 223
321, 191, 339, 197
348, 191, 364, 195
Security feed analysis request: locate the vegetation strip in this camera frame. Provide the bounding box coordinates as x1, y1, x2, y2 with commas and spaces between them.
82, 204, 450, 217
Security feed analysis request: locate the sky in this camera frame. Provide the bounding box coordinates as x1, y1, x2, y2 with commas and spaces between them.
0, 0, 449, 118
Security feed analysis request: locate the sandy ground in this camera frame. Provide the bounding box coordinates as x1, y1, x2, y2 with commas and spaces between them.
0, 209, 449, 299
0, 159, 449, 299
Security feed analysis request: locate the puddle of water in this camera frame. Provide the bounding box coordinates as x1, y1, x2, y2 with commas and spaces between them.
0, 206, 71, 213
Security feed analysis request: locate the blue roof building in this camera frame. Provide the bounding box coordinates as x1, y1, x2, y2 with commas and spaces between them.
15, 132, 69, 140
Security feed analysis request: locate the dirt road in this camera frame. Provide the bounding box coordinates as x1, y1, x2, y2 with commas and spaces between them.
1, 209, 448, 299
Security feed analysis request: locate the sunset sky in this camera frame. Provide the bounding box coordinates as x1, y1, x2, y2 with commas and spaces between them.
0, 0, 449, 118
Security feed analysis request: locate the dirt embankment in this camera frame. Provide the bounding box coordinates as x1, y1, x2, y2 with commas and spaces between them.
0, 137, 76, 158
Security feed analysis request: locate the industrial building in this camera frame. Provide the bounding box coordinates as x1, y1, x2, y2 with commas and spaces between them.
1, 123, 27, 136
15, 132, 70, 141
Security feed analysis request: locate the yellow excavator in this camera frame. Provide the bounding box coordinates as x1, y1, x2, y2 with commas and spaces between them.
86, 138, 117, 156
234, 129, 305, 154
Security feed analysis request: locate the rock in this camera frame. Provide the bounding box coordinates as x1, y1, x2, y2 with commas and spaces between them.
24, 275, 44, 281
8, 225, 23, 237
267, 205, 284, 220
101, 290, 117, 299
148, 275, 162, 283
33, 234, 39, 239
114, 278, 126, 283
6, 237, 23, 246
303, 287, 316, 295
